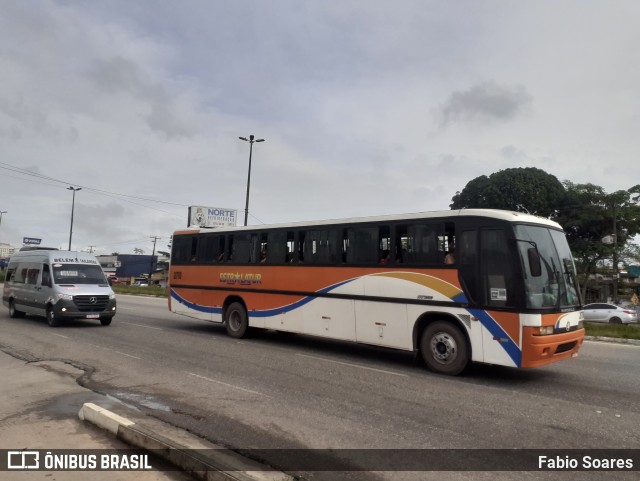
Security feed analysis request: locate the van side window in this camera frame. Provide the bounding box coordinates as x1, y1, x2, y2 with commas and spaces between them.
5, 267, 15, 282
26, 267, 40, 285
42, 264, 52, 287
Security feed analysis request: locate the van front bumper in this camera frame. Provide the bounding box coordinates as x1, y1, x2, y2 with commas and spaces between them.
53, 297, 117, 320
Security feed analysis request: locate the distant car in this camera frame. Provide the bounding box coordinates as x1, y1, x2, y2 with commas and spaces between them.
107, 276, 121, 285
582, 303, 638, 324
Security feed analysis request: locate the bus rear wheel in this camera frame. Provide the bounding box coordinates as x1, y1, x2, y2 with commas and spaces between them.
225, 302, 249, 338
420, 321, 469, 376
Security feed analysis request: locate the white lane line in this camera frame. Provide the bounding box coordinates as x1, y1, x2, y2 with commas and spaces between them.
114, 350, 143, 360
89, 344, 143, 360
295, 353, 409, 377
50, 333, 70, 339
121, 321, 164, 331
187, 372, 265, 396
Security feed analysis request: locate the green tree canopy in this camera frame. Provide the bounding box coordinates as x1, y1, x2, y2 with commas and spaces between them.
556, 182, 640, 299
450, 167, 566, 218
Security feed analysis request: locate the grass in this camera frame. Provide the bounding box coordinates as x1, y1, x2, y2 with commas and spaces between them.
112, 284, 168, 298
584, 322, 640, 340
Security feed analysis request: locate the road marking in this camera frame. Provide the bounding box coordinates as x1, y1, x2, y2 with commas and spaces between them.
114, 350, 143, 360
187, 372, 264, 396
88, 344, 143, 360
295, 353, 409, 377
121, 321, 164, 331
50, 333, 70, 339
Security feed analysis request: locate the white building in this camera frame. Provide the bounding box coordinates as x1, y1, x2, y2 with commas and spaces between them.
0, 243, 17, 258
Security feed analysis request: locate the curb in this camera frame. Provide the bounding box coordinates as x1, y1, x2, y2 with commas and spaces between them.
79, 403, 292, 481
585, 335, 640, 346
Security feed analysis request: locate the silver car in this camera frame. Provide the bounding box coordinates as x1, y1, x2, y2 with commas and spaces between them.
582, 303, 638, 324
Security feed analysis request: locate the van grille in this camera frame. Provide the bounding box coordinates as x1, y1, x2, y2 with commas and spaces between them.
73, 295, 110, 312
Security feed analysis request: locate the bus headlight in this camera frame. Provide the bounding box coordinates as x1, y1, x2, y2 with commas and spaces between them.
57, 293, 73, 301
538, 326, 554, 336
578, 320, 584, 329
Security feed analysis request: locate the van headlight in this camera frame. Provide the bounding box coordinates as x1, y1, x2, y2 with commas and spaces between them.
109, 293, 116, 299
57, 293, 73, 301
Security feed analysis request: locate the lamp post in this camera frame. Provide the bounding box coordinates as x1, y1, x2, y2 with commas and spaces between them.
238, 134, 265, 226
0, 210, 6, 234
67, 187, 82, 250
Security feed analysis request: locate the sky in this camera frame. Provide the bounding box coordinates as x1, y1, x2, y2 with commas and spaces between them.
0, 0, 639, 255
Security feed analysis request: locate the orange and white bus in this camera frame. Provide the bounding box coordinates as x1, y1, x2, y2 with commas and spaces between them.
168, 209, 584, 375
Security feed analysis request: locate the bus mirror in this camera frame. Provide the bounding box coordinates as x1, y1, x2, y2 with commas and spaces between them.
528, 247, 542, 277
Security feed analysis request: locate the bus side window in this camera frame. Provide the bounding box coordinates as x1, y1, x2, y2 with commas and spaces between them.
345, 227, 378, 264
459, 230, 479, 303
267, 231, 289, 264
304, 229, 339, 264
480, 229, 515, 308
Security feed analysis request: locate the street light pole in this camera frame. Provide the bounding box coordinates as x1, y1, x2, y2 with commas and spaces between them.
239, 134, 265, 226
0, 211, 6, 236
67, 187, 82, 250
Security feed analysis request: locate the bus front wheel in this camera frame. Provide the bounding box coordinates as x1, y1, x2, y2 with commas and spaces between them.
420, 321, 469, 376
225, 302, 249, 338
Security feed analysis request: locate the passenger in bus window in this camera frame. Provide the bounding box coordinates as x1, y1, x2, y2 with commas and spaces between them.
380, 250, 390, 265
444, 248, 455, 265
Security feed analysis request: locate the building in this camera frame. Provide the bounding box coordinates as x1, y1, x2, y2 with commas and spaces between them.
96, 254, 158, 283
0, 243, 17, 258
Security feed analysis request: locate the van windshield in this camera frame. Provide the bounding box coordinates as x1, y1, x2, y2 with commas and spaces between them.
52, 264, 108, 285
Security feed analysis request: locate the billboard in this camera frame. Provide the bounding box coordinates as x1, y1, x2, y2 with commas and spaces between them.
188, 206, 237, 228
23, 237, 42, 245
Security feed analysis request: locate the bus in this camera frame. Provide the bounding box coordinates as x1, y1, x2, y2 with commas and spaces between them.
168, 209, 584, 375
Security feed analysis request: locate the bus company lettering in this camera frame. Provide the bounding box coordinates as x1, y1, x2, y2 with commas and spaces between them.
220, 272, 262, 285
53, 258, 98, 264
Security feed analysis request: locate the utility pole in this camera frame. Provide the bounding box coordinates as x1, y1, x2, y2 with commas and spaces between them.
149, 236, 160, 282
87, 245, 95, 253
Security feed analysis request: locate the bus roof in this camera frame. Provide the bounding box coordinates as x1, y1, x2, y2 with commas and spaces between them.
173, 209, 563, 235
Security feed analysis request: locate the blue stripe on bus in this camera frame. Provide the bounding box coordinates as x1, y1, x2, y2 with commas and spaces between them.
170, 278, 357, 317
467, 308, 522, 367
171, 289, 223, 314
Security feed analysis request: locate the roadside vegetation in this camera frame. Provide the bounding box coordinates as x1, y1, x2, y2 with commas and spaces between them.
111, 284, 168, 298
584, 322, 640, 340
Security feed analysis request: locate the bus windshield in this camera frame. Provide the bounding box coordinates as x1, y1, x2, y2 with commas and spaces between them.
514, 225, 580, 309
52, 264, 108, 285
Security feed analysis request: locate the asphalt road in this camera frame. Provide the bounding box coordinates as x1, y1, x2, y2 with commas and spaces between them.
1, 294, 639, 481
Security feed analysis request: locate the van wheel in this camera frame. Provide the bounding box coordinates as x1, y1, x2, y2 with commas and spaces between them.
225, 302, 249, 338
100, 317, 112, 326
47, 307, 60, 327
9, 300, 25, 318
420, 321, 469, 376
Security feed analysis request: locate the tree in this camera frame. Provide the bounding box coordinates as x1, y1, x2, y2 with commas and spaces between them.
556, 182, 640, 301
133, 248, 144, 255
450, 167, 566, 218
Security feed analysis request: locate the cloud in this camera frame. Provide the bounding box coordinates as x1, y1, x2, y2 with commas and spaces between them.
438, 81, 533, 127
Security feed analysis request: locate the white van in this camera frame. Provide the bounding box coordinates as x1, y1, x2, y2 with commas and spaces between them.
2, 249, 117, 327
